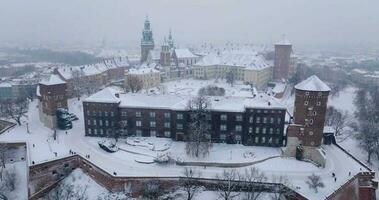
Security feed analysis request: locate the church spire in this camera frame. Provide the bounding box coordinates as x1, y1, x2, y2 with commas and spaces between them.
167, 29, 175, 49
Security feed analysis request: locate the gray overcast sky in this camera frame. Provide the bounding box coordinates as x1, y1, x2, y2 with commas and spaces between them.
0, 0, 378, 51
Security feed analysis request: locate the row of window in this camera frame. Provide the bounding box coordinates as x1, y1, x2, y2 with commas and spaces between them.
87, 119, 114, 127
248, 116, 282, 124
304, 101, 322, 106
305, 91, 324, 96
253, 136, 281, 145
87, 111, 115, 117
248, 127, 281, 135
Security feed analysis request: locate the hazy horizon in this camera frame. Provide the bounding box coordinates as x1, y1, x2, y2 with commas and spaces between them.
1, 0, 379, 52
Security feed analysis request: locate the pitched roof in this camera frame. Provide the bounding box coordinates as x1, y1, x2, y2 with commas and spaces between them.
39, 74, 66, 86
294, 75, 331, 92
57, 57, 130, 80
174, 49, 198, 59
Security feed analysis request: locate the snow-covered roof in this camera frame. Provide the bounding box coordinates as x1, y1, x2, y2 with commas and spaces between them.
174, 49, 198, 59
0, 82, 12, 87
127, 63, 159, 75
83, 87, 121, 104
352, 68, 368, 74
128, 67, 159, 75
195, 51, 272, 70
57, 57, 130, 80
85, 87, 286, 112
324, 126, 334, 133
39, 74, 66, 86
295, 75, 331, 92
275, 37, 291, 45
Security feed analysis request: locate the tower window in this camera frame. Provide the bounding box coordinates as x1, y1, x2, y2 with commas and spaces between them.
304, 101, 309, 106
305, 92, 310, 96
317, 101, 321, 106
309, 131, 314, 136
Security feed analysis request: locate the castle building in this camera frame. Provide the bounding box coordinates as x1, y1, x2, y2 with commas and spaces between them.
83, 88, 287, 147
273, 38, 292, 80
124, 63, 161, 90
140, 17, 155, 63
37, 74, 68, 129
284, 75, 331, 167
193, 51, 273, 89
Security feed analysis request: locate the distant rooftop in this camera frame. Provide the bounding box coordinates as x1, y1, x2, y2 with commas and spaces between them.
39, 74, 66, 86
57, 57, 130, 80
174, 48, 198, 59
295, 75, 331, 92
195, 50, 272, 70
127, 63, 159, 75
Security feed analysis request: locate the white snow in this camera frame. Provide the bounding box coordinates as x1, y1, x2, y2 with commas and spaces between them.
174, 48, 198, 58
0, 84, 373, 200
195, 51, 271, 70
328, 86, 357, 114
56, 57, 130, 80
39, 74, 66, 86
294, 75, 331, 92
84, 87, 121, 104
87, 87, 285, 112
47, 168, 127, 200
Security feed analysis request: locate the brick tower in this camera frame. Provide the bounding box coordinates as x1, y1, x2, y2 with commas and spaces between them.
140, 16, 155, 63
160, 38, 171, 66
284, 75, 331, 167
37, 74, 68, 129
273, 38, 292, 80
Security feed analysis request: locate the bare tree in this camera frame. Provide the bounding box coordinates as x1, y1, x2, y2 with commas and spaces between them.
186, 95, 212, 158
238, 167, 267, 200
125, 76, 143, 93
226, 68, 236, 87
44, 182, 88, 200
354, 87, 379, 163
305, 173, 324, 193
356, 121, 379, 163
0, 166, 17, 198
182, 168, 202, 200
141, 180, 164, 200
325, 106, 349, 137
270, 175, 295, 200
215, 169, 240, 200
0, 144, 7, 181
0, 98, 28, 125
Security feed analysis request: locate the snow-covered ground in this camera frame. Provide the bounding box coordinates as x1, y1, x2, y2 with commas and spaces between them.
44, 168, 127, 200
328, 86, 358, 115
0, 94, 372, 199
0, 159, 28, 200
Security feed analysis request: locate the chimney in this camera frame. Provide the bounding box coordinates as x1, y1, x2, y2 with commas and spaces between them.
115, 93, 120, 98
